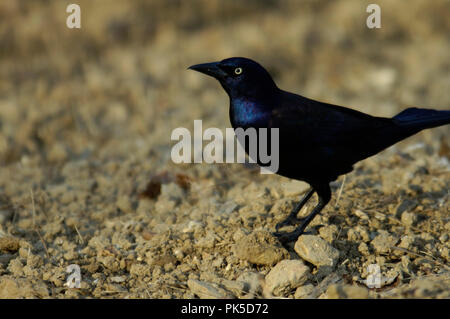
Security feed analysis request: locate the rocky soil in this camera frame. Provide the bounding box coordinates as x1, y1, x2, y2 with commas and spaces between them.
0, 0, 449, 298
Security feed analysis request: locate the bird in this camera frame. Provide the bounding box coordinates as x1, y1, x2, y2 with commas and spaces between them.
188, 57, 450, 243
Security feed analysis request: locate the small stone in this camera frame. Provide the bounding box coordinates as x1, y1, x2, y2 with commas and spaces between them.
358, 242, 370, 256
354, 210, 369, 220
371, 231, 399, 254
294, 235, 340, 267
146, 252, 177, 267
7, 258, 24, 276
398, 235, 416, 250
401, 211, 417, 227
233, 230, 288, 266
0, 276, 49, 298
129, 263, 151, 277
319, 225, 339, 243
110, 276, 127, 283
187, 279, 234, 299
326, 284, 369, 299
265, 259, 310, 297
294, 284, 315, 299
0, 236, 20, 252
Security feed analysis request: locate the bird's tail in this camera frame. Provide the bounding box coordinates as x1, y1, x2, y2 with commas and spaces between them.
393, 107, 450, 131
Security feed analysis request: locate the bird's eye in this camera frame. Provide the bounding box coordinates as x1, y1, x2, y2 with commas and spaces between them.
234, 67, 243, 75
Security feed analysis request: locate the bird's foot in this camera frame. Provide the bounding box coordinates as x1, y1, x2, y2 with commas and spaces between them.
273, 228, 307, 244
275, 216, 305, 232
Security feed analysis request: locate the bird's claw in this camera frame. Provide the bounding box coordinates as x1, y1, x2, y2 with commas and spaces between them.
275, 216, 305, 232
273, 230, 302, 244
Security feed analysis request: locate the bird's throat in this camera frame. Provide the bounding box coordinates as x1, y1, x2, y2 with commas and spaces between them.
230, 98, 271, 128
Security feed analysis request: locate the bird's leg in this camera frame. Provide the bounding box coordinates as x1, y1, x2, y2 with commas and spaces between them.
275, 188, 314, 231
275, 184, 331, 243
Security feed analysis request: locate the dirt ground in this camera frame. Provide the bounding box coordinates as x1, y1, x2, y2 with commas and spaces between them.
0, 0, 449, 299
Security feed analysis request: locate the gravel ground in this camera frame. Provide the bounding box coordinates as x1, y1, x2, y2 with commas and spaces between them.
0, 0, 449, 299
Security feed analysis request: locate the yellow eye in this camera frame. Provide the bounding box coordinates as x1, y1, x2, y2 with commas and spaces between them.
234, 67, 243, 75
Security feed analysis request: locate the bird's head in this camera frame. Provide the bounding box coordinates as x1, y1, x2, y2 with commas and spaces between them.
188, 57, 278, 99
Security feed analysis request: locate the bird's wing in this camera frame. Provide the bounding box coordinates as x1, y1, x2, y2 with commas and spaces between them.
269, 92, 393, 147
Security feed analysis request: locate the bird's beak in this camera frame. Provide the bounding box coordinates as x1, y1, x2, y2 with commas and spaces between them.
188, 62, 227, 79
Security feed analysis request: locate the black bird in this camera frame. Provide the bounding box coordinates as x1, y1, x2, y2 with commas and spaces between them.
189, 57, 450, 242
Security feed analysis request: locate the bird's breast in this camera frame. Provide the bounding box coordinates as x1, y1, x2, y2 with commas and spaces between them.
230, 98, 270, 128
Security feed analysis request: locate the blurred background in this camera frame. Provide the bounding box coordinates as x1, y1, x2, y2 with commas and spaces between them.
0, 0, 449, 299
0, 0, 449, 167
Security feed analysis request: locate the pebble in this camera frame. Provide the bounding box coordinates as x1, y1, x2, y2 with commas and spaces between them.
401, 211, 417, 227
354, 209, 369, 220
187, 279, 234, 299
0, 236, 21, 252
110, 276, 127, 283
326, 284, 369, 299
318, 224, 339, 243
233, 230, 288, 266
371, 230, 399, 254
294, 283, 315, 299
294, 235, 340, 267
264, 259, 310, 296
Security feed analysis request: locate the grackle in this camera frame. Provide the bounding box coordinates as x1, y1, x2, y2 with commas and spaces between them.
189, 57, 450, 243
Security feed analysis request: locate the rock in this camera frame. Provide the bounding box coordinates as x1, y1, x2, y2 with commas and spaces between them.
281, 180, 310, 197
326, 284, 369, 299
110, 276, 127, 283
0, 236, 21, 252
187, 279, 234, 299
236, 271, 265, 298
146, 252, 177, 266
294, 283, 315, 299
233, 230, 288, 266
371, 230, 399, 254
318, 224, 339, 243
358, 242, 370, 256
354, 209, 369, 220
129, 263, 151, 277
7, 258, 23, 276
265, 259, 310, 296
401, 211, 417, 227
294, 235, 340, 267
0, 276, 49, 298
